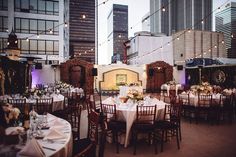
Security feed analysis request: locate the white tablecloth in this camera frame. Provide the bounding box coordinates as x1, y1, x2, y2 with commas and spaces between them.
179, 92, 222, 107
161, 84, 182, 96
38, 114, 72, 157
26, 94, 65, 112
102, 96, 166, 147
0, 94, 65, 112
10, 114, 72, 157
119, 86, 143, 97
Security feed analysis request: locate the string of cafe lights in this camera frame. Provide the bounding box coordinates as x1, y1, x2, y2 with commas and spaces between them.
130, 0, 173, 30
126, 0, 231, 64
98, 0, 173, 47
6, 0, 112, 51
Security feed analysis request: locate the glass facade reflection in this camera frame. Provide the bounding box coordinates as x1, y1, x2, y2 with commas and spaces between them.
107, 4, 128, 63
15, 18, 59, 35
150, 0, 212, 35
15, 0, 59, 15
216, 2, 236, 58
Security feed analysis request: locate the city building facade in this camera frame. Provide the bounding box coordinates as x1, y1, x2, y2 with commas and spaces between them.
69, 0, 96, 63
173, 30, 227, 66
0, 0, 69, 64
107, 4, 128, 63
124, 31, 173, 66
216, 2, 236, 58
150, 0, 212, 36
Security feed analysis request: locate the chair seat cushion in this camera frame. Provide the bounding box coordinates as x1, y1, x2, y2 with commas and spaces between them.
155, 120, 178, 130
133, 122, 155, 131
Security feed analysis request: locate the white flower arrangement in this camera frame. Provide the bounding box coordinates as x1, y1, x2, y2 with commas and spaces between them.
190, 82, 213, 95
3, 104, 21, 124
127, 89, 143, 101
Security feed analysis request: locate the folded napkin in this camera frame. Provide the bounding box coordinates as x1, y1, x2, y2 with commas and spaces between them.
5, 127, 24, 135
18, 138, 45, 157
44, 129, 66, 140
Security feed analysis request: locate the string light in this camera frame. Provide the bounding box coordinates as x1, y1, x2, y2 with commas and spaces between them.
162, 7, 166, 12
64, 22, 68, 27
188, 29, 191, 33
128, 0, 173, 31
37, 34, 39, 38
7, 42, 9, 45
231, 33, 234, 38
124, 0, 230, 63
82, 14, 86, 19
214, 45, 217, 48
15, 40, 17, 44
49, 29, 53, 34
221, 40, 224, 44
118, 34, 121, 38
26, 38, 29, 42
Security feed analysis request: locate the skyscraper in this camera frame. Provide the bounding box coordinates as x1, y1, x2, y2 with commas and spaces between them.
107, 4, 128, 63
150, 0, 212, 36
216, 2, 236, 58
69, 0, 96, 63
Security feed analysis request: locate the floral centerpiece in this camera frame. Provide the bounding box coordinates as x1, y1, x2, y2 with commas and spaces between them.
55, 81, 72, 89
22, 87, 46, 98
127, 89, 144, 102
2, 104, 21, 126
190, 82, 213, 95
166, 80, 177, 86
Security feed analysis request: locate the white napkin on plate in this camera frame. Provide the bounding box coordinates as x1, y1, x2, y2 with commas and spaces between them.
5, 127, 24, 135
18, 138, 45, 157
44, 129, 66, 140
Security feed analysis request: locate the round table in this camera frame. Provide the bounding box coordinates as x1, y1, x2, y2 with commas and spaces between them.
102, 96, 166, 147
1, 114, 72, 157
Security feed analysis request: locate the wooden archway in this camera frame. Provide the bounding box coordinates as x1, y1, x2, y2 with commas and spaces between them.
60, 58, 94, 94
146, 61, 173, 92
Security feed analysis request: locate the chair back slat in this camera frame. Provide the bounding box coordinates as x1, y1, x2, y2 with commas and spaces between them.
198, 94, 212, 107
101, 104, 117, 121
136, 105, 156, 124
88, 111, 100, 144
178, 93, 190, 105
69, 104, 82, 140
7, 98, 27, 114
35, 98, 53, 114
163, 104, 181, 124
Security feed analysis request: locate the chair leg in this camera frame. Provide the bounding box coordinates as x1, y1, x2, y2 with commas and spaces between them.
176, 129, 180, 150
115, 132, 119, 154
154, 133, 158, 154
133, 131, 137, 155
148, 133, 151, 145
161, 130, 164, 152
178, 126, 182, 141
